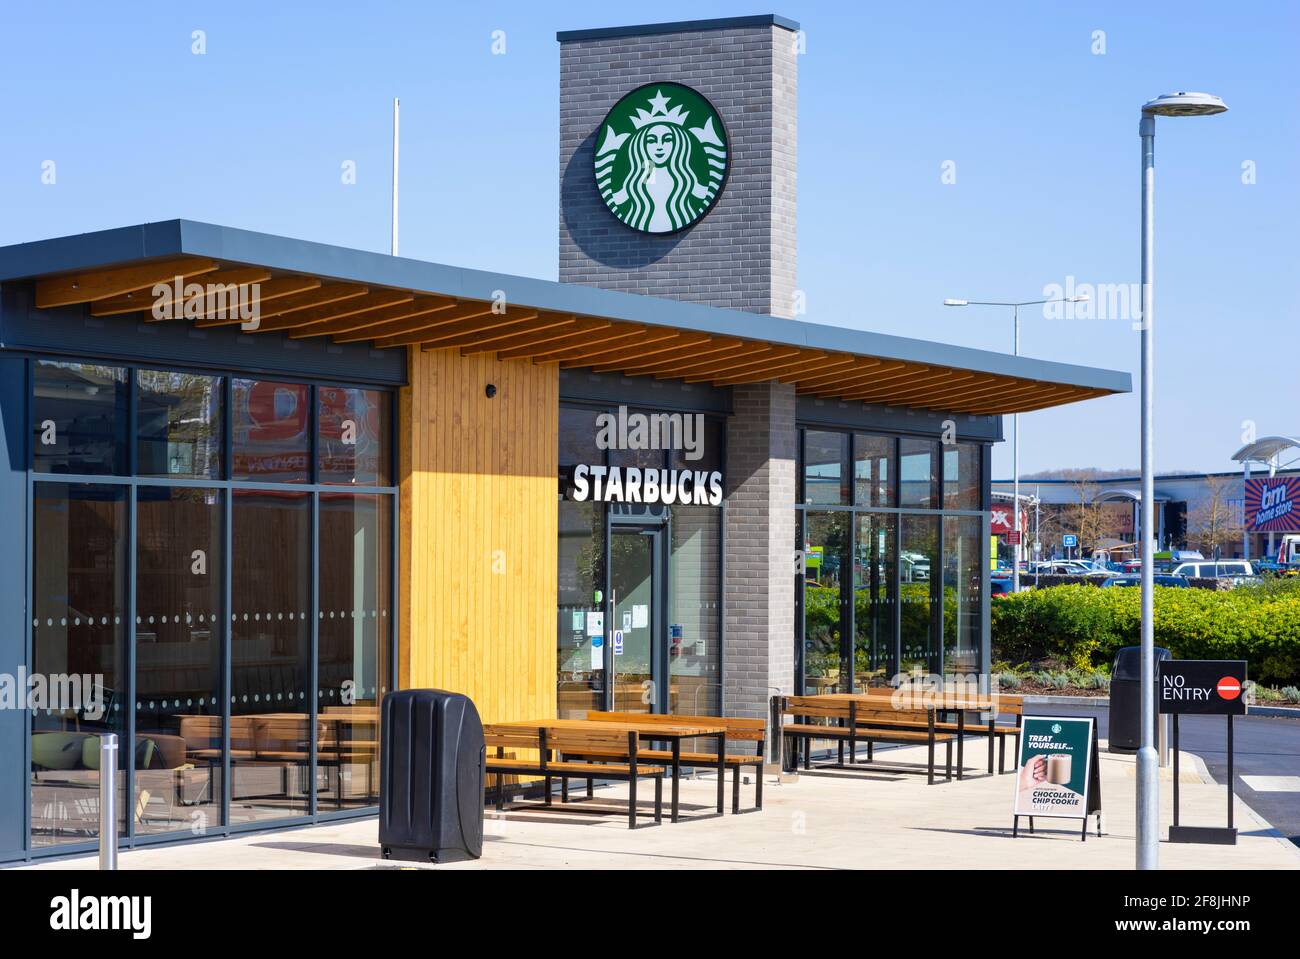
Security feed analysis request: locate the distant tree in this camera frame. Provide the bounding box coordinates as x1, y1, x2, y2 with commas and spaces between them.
1187, 474, 1244, 557
1060, 471, 1125, 552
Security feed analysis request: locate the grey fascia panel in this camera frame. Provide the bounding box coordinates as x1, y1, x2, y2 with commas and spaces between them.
557, 15, 800, 43
0, 220, 1132, 396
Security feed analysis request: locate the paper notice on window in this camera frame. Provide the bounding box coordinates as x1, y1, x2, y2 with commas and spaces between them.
586, 612, 604, 636
632, 604, 649, 629
590, 635, 605, 670
622, 611, 633, 632
571, 610, 584, 632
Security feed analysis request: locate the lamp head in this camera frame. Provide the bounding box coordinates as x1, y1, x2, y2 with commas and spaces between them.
943, 299, 969, 307
1141, 92, 1227, 117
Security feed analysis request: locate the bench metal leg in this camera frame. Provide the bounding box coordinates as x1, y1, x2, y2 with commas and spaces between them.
716, 733, 727, 815
803, 737, 811, 770
945, 741, 953, 781
544, 775, 553, 806
956, 727, 964, 780
987, 719, 996, 774
999, 736, 1007, 774
671, 740, 681, 823
495, 773, 506, 811
732, 765, 741, 814
587, 778, 594, 799
754, 761, 764, 811
837, 741, 845, 765
560, 776, 569, 804
927, 737, 935, 785
654, 777, 663, 824
868, 741, 873, 762
628, 774, 638, 829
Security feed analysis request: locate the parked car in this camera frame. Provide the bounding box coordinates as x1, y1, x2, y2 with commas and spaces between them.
1169, 560, 1257, 585
990, 575, 1014, 597
1099, 574, 1189, 588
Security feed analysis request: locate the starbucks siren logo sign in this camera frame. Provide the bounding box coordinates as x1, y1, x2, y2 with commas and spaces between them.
594, 83, 728, 234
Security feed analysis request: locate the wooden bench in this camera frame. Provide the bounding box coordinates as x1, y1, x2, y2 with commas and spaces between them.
852, 689, 1026, 774
584, 711, 766, 813
779, 696, 954, 784
483, 724, 665, 828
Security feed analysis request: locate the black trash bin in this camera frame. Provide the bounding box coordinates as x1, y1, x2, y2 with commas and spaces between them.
1108, 645, 1171, 753
379, 689, 485, 863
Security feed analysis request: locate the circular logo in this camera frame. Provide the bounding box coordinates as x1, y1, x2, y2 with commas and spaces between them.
1216, 676, 1242, 700
594, 83, 729, 234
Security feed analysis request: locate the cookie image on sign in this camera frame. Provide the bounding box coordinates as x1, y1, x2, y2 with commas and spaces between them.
595, 83, 728, 234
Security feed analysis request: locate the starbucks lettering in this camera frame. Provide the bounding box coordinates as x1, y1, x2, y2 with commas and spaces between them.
567, 464, 723, 506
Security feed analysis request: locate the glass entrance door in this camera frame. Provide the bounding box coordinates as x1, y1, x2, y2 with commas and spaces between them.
609, 526, 664, 713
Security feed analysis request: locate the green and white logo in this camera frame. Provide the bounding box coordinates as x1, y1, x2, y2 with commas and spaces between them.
594, 83, 728, 234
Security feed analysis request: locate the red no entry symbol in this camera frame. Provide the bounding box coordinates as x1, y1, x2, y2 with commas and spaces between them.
1216, 676, 1242, 700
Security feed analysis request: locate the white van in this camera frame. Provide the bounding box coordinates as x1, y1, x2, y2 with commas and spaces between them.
1171, 560, 1256, 584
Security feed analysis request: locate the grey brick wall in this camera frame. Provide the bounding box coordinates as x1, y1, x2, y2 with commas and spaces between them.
558, 22, 798, 317
723, 381, 796, 729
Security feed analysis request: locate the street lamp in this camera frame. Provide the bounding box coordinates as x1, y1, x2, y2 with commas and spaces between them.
944, 293, 1088, 594
1135, 91, 1227, 871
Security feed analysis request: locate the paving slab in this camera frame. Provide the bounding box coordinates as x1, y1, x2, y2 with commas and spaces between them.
15, 745, 1300, 870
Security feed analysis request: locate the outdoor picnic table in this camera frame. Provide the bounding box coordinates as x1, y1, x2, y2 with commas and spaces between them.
493, 718, 727, 822
797, 692, 1000, 778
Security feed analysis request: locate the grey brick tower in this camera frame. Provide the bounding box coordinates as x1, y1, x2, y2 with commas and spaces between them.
558, 15, 799, 317
557, 16, 800, 731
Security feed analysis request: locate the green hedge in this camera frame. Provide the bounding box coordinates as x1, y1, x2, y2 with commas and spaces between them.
991, 582, 1300, 683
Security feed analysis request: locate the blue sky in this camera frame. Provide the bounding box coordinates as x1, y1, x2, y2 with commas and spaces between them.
2, 1, 1295, 478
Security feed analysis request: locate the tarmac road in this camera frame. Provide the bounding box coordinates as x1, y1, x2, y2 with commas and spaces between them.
1027, 700, 1300, 846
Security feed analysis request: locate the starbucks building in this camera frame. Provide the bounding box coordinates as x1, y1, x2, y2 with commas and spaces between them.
0, 15, 1128, 860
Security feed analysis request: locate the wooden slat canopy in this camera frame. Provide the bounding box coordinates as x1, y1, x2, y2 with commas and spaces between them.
29, 254, 1115, 415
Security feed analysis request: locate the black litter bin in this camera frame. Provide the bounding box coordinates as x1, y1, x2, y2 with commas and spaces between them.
1108, 645, 1171, 753
380, 689, 485, 863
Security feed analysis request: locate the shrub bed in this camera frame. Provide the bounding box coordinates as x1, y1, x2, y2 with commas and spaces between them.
991, 579, 1300, 684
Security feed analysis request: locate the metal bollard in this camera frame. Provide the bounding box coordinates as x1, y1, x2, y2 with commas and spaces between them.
98, 734, 118, 871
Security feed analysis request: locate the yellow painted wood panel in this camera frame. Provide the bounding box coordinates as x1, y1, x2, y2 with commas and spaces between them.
399, 346, 558, 726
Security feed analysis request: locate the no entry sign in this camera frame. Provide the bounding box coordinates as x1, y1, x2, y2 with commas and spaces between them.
1158, 660, 1248, 715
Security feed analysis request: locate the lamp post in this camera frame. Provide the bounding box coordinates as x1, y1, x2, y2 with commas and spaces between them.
1135, 91, 1227, 871
944, 294, 1088, 594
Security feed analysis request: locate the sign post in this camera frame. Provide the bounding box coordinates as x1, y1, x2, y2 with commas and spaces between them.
1159, 659, 1247, 845
1011, 715, 1102, 841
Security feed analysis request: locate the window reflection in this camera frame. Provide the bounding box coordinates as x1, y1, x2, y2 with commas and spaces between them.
317, 494, 390, 808
230, 491, 311, 822
853, 433, 894, 507
32, 361, 129, 475
31, 483, 127, 847
900, 514, 941, 676
136, 370, 223, 478
854, 513, 896, 686
943, 442, 981, 510
803, 511, 850, 693
804, 431, 849, 505
135, 486, 223, 834
318, 387, 391, 486
232, 378, 310, 483
943, 516, 983, 675
899, 437, 938, 509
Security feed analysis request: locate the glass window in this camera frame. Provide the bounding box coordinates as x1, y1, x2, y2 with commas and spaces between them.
853, 433, 894, 507
803, 511, 850, 692
900, 514, 940, 677
804, 430, 849, 505
135, 486, 224, 834
854, 512, 897, 687
32, 361, 129, 475
943, 515, 983, 676
943, 442, 981, 510
136, 370, 223, 478
231, 378, 310, 483
899, 437, 938, 509
318, 493, 391, 809
230, 490, 311, 822
557, 500, 604, 719
669, 504, 721, 715
31, 483, 128, 847
318, 386, 391, 486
